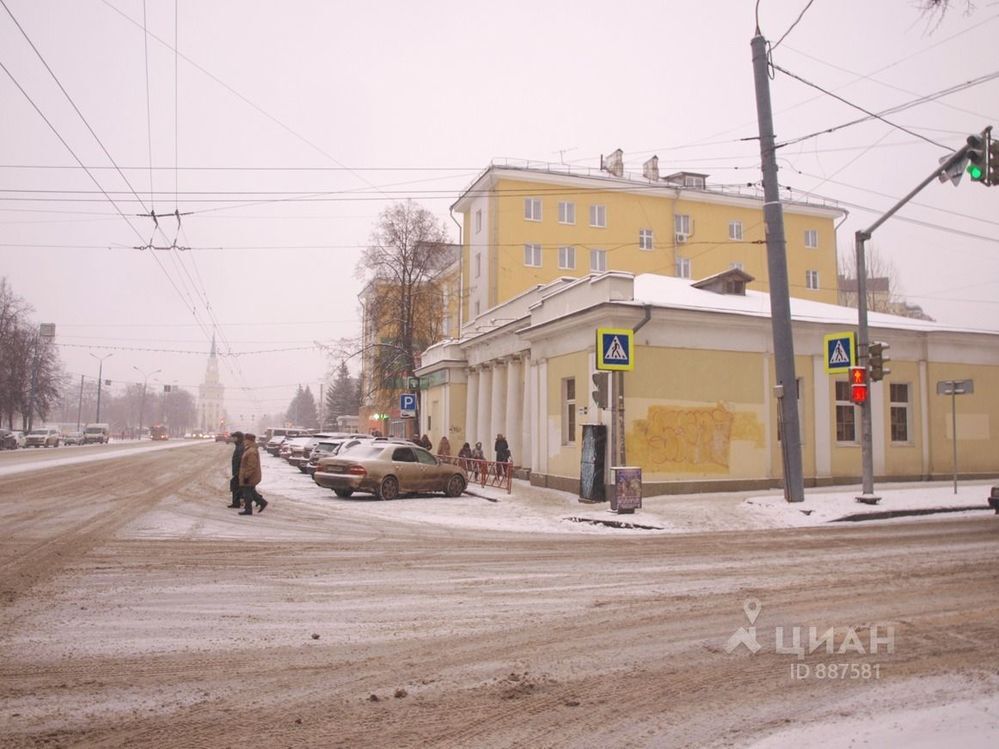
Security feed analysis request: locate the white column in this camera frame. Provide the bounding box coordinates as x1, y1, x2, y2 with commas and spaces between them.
478, 365, 493, 450
871, 381, 885, 477
506, 356, 523, 465
465, 368, 479, 448
813, 355, 831, 478
491, 360, 508, 459
521, 353, 532, 472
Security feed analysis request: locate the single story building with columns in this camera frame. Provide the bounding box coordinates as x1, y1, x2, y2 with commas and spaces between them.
415, 270, 999, 496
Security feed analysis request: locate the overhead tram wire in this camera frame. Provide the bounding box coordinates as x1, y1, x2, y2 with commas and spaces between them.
770, 0, 818, 50
773, 66, 999, 150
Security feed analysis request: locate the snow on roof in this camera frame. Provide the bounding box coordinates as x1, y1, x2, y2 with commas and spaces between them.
632, 273, 997, 335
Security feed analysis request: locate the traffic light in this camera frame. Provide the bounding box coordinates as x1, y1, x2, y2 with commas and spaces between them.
592, 371, 609, 409
966, 131, 988, 184
849, 366, 868, 405
868, 341, 890, 382
990, 136, 999, 186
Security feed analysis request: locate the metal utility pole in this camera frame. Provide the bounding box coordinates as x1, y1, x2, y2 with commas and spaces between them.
751, 33, 804, 502
90, 352, 113, 423
133, 366, 161, 441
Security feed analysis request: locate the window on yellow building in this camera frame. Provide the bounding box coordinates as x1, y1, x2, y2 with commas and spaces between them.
675, 256, 691, 279
890, 383, 910, 443
524, 198, 542, 222
474, 253, 481, 278
558, 246, 575, 270
589, 204, 607, 228
806, 270, 819, 290
674, 214, 692, 237
835, 381, 858, 443
562, 377, 576, 445
474, 209, 482, 234
589, 249, 607, 272
805, 229, 818, 248
524, 243, 542, 267
729, 221, 743, 240
558, 201, 575, 225
639, 228, 653, 250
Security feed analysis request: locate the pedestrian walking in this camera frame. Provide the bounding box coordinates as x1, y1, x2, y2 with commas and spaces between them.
458, 441, 472, 471
437, 435, 451, 457
494, 433, 510, 463
470, 441, 484, 481
419, 433, 433, 450
228, 431, 244, 507
238, 433, 268, 515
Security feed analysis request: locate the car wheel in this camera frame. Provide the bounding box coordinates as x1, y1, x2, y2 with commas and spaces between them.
378, 476, 399, 501
445, 474, 466, 497
333, 488, 354, 498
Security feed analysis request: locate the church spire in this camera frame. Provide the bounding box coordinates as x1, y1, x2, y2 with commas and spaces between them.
210, 333, 216, 357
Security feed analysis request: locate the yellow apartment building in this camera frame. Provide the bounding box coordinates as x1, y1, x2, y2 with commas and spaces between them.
451, 152, 844, 320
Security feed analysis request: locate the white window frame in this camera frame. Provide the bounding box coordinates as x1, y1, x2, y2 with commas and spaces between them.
524, 198, 542, 222
674, 214, 692, 236
890, 383, 911, 444
805, 229, 818, 248
589, 204, 607, 228
561, 377, 577, 445
589, 249, 607, 272
474, 209, 482, 234
524, 243, 542, 267
558, 245, 576, 270
558, 201, 575, 225
675, 256, 691, 279
729, 221, 743, 241
835, 380, 858, 444
806, 269, 819, 290
639, 228, 654, 251
474, 253, 481, 279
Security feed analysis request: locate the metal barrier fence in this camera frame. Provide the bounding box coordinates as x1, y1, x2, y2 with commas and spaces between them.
438, 456, 513, 493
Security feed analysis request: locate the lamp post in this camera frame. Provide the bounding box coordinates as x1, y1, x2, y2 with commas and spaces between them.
89, 353, 113, 423
133, 366, 161, 441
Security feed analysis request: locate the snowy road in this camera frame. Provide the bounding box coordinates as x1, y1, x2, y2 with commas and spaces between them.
0, 443, 996, 748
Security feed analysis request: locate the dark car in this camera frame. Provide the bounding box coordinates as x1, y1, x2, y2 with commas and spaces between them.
313, 442, 467, 500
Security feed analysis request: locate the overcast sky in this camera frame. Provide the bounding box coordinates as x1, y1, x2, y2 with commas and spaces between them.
1, 0, 996, 427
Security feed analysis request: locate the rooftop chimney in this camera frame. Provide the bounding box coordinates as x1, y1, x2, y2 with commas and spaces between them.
642, 155, 660, 182
600, 148, 624, 178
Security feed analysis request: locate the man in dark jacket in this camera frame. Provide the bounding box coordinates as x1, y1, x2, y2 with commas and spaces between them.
238, 433, 268, 515
228, 432, 244, 507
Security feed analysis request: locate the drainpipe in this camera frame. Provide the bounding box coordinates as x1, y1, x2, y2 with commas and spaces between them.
614, 305, 653, 466
449, 207, 463, 334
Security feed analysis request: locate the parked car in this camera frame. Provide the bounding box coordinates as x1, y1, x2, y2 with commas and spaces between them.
304, 435, 373, 475
25, 427, 61, 448
265, 435, 288, 456
0, 429, 21, 450
62, 431, 85, 446
283, 436, 315, 466
313, 442, 467, 500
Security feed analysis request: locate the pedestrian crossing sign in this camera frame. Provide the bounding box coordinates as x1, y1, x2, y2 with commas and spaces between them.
823, 331, 856, 374
596, 328, 635, 371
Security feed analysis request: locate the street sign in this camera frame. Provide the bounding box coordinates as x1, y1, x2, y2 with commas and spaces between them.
596, 328, 634, 371
823, 331, 856, 374
407, 376, 420, 390
399, 392, 417, 418
936, 379, 974, 396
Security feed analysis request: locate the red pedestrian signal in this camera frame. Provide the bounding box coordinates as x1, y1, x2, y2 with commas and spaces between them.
849, 366, 868, 405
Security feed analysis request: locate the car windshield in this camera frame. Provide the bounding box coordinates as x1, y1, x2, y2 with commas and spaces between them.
29, 430, 47, 436
85, 427, 102, 433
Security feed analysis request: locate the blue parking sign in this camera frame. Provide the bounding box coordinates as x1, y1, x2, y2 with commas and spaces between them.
400, 392, 417, 417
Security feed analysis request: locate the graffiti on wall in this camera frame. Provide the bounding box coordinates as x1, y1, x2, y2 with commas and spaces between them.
627, 402, 763, 474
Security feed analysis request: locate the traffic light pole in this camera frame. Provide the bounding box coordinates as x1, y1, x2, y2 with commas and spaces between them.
854, 145, 972, 501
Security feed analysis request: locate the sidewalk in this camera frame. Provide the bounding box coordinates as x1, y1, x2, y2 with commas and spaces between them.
464, 477, 998, 534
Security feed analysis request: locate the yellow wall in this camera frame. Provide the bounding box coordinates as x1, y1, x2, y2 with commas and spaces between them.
545, 351, 589, 478
625, 347, 771, 480
926, 362, 999, 474
878, 361, 923, 477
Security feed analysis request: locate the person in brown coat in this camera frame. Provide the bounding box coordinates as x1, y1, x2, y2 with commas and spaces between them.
238, 433, 268, 515
437, 435, 451, 457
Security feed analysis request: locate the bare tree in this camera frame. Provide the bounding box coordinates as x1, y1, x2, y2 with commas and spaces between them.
356, 201, 455, 413
838, 244, 933, 320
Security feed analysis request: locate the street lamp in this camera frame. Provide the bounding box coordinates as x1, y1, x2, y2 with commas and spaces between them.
89, 353, 113, 423
133, 366, 161, 441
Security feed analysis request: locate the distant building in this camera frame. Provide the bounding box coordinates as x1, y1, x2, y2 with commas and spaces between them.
197, 335, 225, 434
838, 274, 934, 321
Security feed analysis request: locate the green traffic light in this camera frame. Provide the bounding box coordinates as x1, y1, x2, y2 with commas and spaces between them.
968, 163, 984, 180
